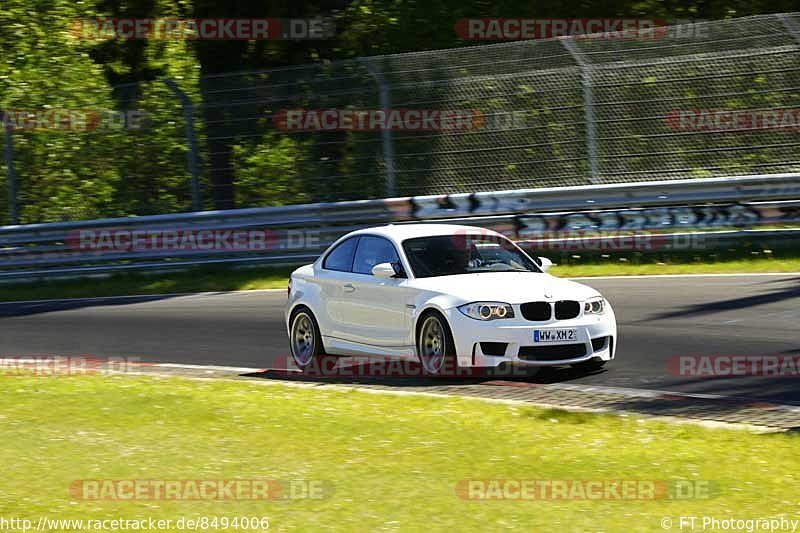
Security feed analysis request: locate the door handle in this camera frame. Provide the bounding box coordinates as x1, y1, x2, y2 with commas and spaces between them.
343, 283, 356, 293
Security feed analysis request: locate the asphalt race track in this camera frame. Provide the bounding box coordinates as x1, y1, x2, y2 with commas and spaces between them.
1, 274, 799, 404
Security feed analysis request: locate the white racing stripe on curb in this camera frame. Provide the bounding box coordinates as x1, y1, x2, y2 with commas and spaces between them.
148, 361, 800, 412
548, 383, 800, 412
0, 358, 265, 374
7, 357, 791, 431
156, 363, 264, 373
163, 376, 786, 433
6, 356, 800, 412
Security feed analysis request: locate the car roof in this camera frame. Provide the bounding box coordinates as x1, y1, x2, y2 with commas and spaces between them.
347, 224, 500, 242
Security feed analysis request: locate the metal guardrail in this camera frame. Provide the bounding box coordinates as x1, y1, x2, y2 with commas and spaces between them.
0, 174, 798, 281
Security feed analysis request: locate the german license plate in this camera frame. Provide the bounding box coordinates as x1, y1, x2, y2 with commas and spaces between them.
534, 328, 577, 343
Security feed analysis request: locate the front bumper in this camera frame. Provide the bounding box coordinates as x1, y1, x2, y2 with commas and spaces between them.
444, 304, 617, 368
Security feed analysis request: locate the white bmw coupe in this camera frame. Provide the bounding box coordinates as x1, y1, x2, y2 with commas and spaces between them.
286, 224, 617, 375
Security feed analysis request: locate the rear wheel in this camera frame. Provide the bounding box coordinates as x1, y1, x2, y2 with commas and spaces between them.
289, 308, 326, 372
417, 312, 457, 376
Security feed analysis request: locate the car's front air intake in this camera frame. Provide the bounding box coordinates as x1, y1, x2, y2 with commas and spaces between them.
591, 336, 609, 351
479, 342, 508, 356
518, 344, 587, 361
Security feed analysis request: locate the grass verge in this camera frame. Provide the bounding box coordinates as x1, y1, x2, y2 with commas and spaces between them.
2, 251, 800, 302
551, 256, 800, 277
0, 374, 797, 531
0, 266, 295, 301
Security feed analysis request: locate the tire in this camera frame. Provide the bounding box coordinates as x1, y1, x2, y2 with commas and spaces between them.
289, 307, 326, 373
416, 311, 458, 376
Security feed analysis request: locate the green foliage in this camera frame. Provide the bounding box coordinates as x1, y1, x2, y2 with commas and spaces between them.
0, 0, 798, 223
0, 0, 201, 223
233, 133, 311, 206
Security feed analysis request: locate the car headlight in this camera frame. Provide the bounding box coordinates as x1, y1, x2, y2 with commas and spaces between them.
458, 302, 515, 321
584, 297, 606, 315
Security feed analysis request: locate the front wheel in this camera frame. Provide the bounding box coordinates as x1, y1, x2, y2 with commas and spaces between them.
289, 308, 325, 372
417, 312, 457, 376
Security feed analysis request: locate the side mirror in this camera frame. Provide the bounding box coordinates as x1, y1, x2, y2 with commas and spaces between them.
372, 262, 398, 278
537, 257, 553, 272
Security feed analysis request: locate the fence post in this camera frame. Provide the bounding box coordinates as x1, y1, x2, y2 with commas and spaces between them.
164, 78, 202, 212
4, 124, 18, 224
358, 58, 396, 197
561, 39, 599, 185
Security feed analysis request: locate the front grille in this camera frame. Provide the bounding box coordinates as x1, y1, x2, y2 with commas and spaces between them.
555, 300, 580, 320
591, 336, 608, 351
518, 344, 587, 362
520, 301, 551, 321
480, 342, 508, 356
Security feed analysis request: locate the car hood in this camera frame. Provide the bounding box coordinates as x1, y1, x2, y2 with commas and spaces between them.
406, 272, 600, 304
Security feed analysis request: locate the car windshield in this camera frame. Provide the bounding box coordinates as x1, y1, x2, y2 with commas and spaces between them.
402, 235, 541, 278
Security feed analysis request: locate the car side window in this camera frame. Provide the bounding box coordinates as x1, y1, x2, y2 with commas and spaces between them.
323, 237, 359, 272
352, 236, 401, 276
